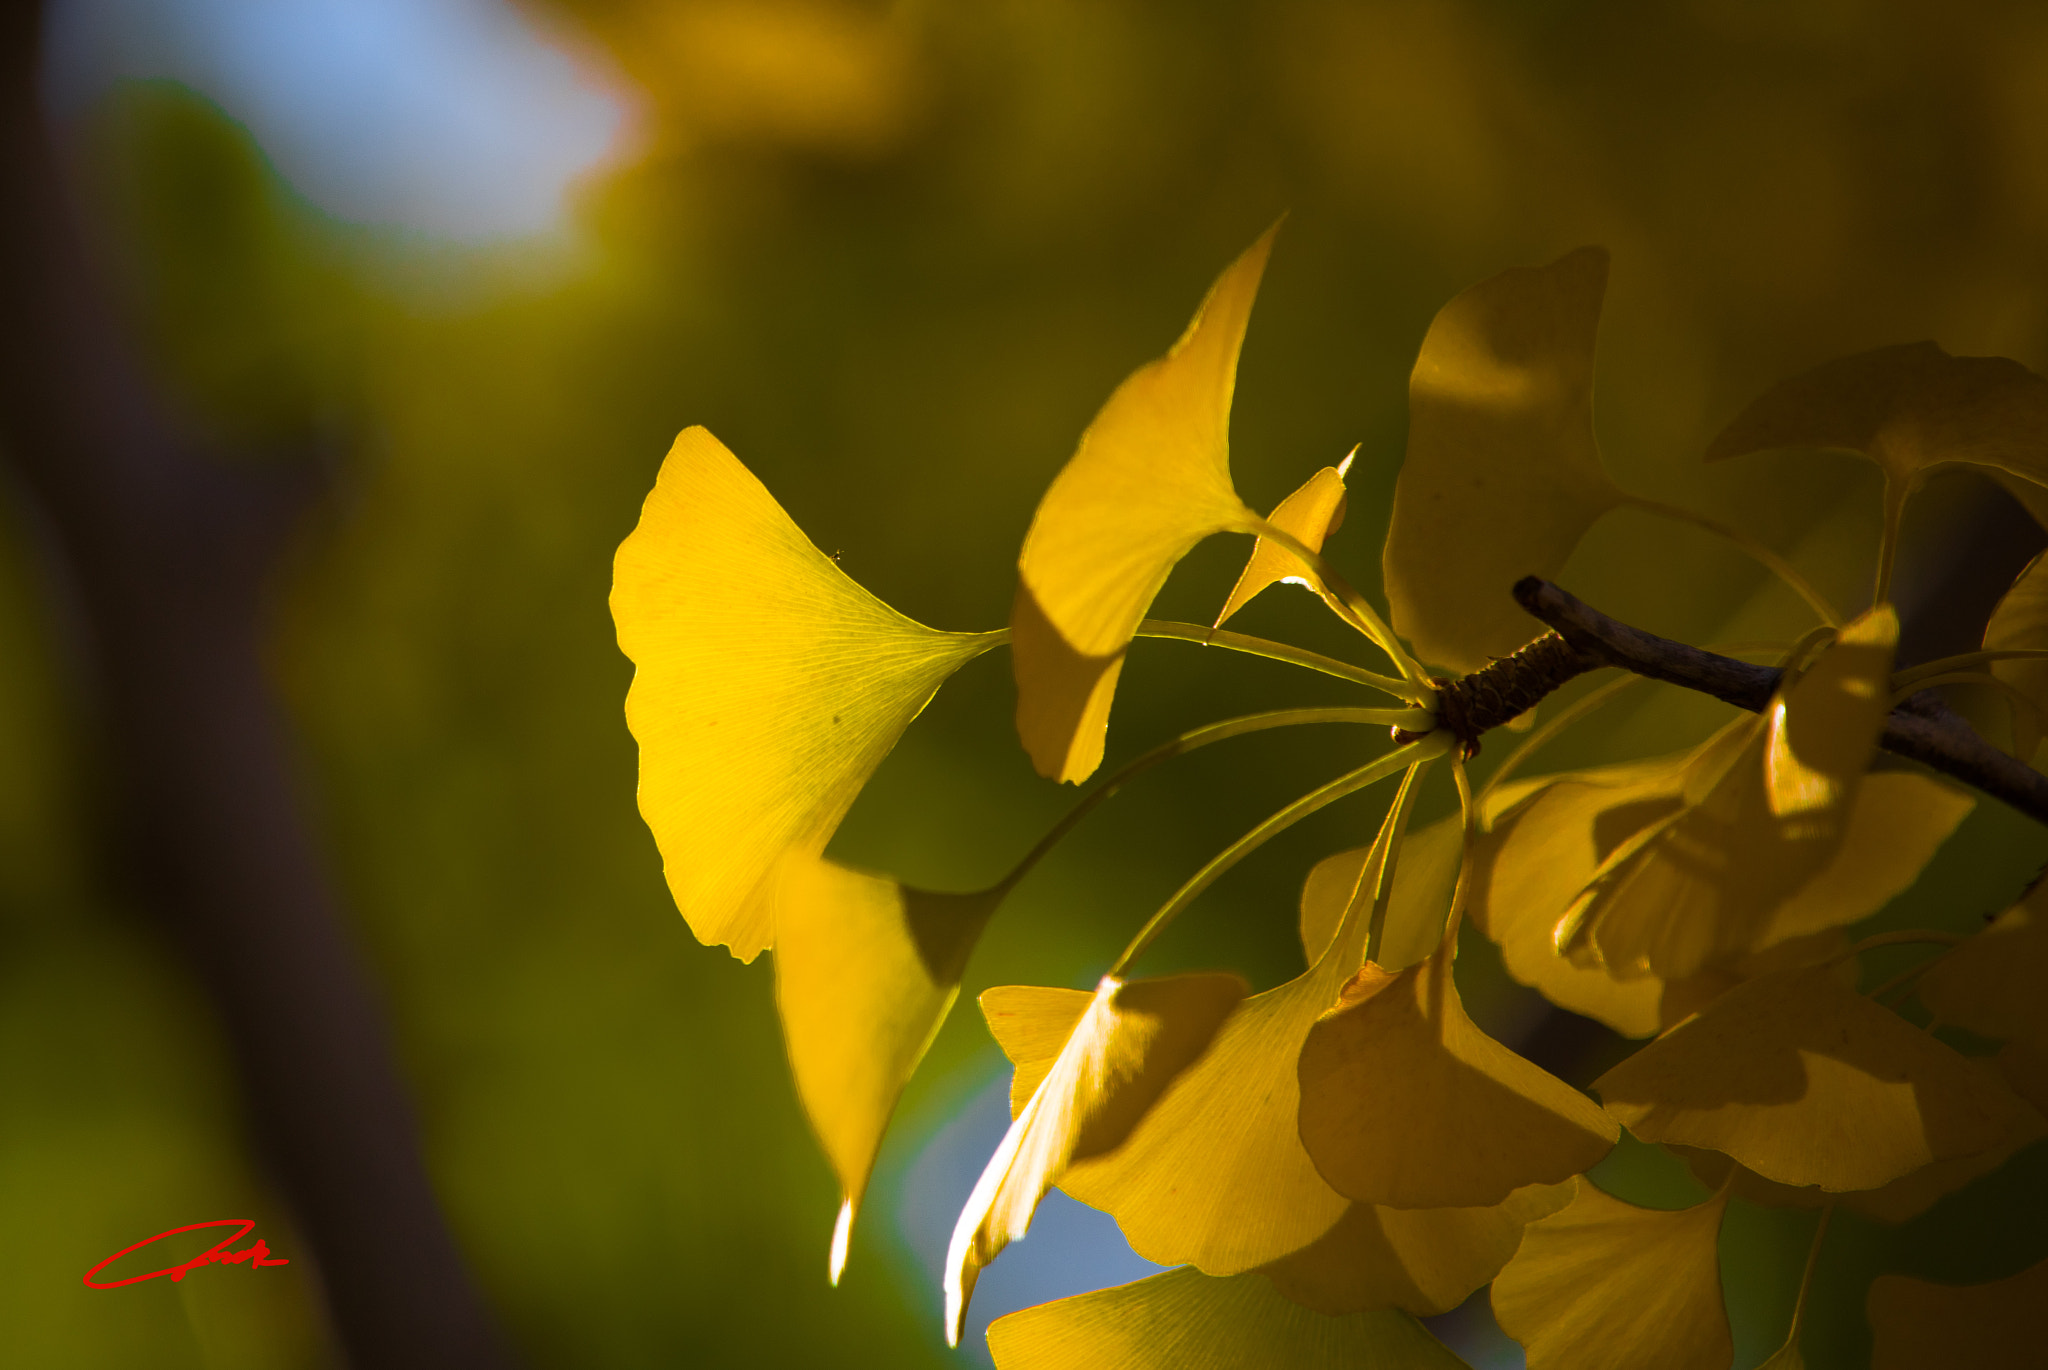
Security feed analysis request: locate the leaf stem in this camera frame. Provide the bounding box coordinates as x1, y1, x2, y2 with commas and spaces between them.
1108, 733, 1452, 976
1623, 495, 1843, 627
1134, 619, 1419, 699
991, 707, 1426, 897
1359, 759, 1431, 965
1777, 1204, 1834, 1359
1440, 757, 1478, 948
1891, 648, 2048, 690
1249, 522, 1433, 689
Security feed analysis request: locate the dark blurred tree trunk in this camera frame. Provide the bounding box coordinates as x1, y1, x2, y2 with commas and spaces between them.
0, 6, 518, 1367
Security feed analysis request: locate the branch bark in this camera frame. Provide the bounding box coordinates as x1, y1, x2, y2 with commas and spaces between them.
0, 7, 518, 1367
1466, 577, 2048, 827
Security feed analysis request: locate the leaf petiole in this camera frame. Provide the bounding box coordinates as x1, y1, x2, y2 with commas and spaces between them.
1134, 619, 1421, 699
1108, 732, 1453, 977
1623, 495, 1843, 628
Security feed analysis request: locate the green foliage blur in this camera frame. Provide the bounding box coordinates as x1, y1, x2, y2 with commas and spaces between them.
5, 1, 2047, 1365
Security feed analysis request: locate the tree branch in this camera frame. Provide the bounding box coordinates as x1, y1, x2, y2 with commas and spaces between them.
1477, 577, 2048, 827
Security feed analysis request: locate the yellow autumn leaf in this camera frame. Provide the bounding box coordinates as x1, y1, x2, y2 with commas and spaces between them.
1564, 607, 1901, 981
1491, 1185, 1731, 1370
1214, 455, 1352, 630
611, 426, 999, 961
1473, 749, 1967, 1035
1298, 807, 1462, 974
1705, 343, 2048, 595
980, 788, 1412, 1273
945, 971, 1246, 1343
1012, 227, 1278, 783
986, 1265, 1471, 1370
1869, 1257, 2048, 1370
772, 857, 1000, 1282
1258, 1181, 1574, 1318
1985, 550, 2048, 758
1383, 246, 1622, 675
1296, 946, 1617, 1210
1594, 964, 2041, 1191
1920, 882, 2048, 1049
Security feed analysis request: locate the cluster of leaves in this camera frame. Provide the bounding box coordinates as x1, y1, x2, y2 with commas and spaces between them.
608, 226, 2048, 1367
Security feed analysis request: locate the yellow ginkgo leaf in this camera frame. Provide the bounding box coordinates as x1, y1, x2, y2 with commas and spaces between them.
1567, 607, 1900, 981
1985, 550, 2048, 758
612, 426, 1000, 961
1869, 1258, 2048, 1370
1383, 246, 1622, 675
1474, 747, 1967, 1035
772, 857, 1000, 1282
1214, 455, 1352, 630
986, 1265, 1470, 1370
945, 972, 1246, 1343
1707, 341, 2048, 502
1920, 883, 2048, 1049
1296, 946, 1617, 1210
1259, 1181, 1574, 1318
1298, 809, 1463, 974
1012, 227, 1278, 783
1594, 964, 2042, 1191
1491, 1185, 1731, 1370
981, 801, 1411, 1273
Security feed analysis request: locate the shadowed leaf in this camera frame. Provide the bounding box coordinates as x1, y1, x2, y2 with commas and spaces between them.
1565, 608, 1898, 981
946, 972, 1246, 1342
1985, 550, 2048, 759
1595, 964, 2041, 1191
1384, 246, 1621, 674
1869, 1258, 2048, 1370
1259, 1180, 1574, 1317
611, 426, 998, 960
1215, 456, 1351, 629
1491, 1185, 1731, 1370
986, 1265, 1471, 1370
1012, 227, 1277, 782
773, 858, 1000, 1281
1920, 882, 2048, 1049
1296, 946, 1617, 1209
1707, 342, 2048, 496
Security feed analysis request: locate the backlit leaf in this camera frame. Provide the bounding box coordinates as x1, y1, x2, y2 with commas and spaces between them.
1259, 1181, 1574, 1317
946, 972, 1246, 1343
1296, 946, 1617, 1209
1920, 882, 2048, 1049
1383, 246, 1622, 674
1012, 227, 1277, 782
612, 426, 998, 960
773, 857, 999, 1281
1869, 1258, 2048, 1370
1566, 607, 1900, 981
1215, 456, 1351, 629
1984, 551, 2048, 759
982, 799, 1405, 1273
1595, 964, 2041, 1191
1491, 1185, 1731, 1370
986, 1265, 1470, 1370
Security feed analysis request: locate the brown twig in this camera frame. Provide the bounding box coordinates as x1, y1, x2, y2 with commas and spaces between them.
1504, 576, 2048, 827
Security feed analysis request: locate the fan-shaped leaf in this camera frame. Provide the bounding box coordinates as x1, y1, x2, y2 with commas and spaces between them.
773, 858, 999, 1281
1595, 964, 2041, 1191
1215, 456, 1351, 629
1259, 1181, 1573, 1318
1384, 246, 1622, 674
1491, 1185, 1731, 1370
1012, 228, 1278, 782
946, 972, 1246, 1343
611, 426, 999, 960
1297, 947, 1617, 1209
987, 1265, 1471, 1370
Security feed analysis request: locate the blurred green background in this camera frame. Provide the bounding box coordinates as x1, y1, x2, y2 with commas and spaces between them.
6, 0, 2048, 1365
